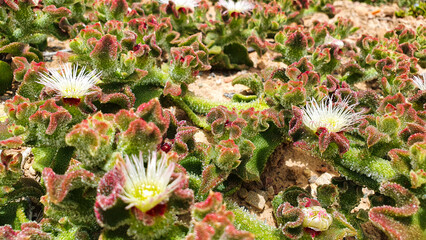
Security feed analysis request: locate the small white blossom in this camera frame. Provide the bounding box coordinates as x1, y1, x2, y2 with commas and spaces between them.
302, 96, 363, 133
302, 206, 333, 231
159, 0, 200, 11
120, 151, 182, 213
218, 0, 255, 15
37, 64, 100, 99
412, 72, 426, 91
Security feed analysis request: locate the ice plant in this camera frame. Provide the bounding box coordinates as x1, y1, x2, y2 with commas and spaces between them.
159, 0, 200, 12
301, 206, 333, 231
37, 64, 101, 104
119, 151, 182, 213
302, 96, 363, 133
412, 72, 426, 90
218, 0, 255, 16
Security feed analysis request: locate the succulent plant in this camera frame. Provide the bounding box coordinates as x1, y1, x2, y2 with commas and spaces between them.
0, 0, 79, 51
368, 182, 424, 240
186, 192, 254, 240
272, 185, 358, 239
95, 151, 193, 239
0, 1, 424, 239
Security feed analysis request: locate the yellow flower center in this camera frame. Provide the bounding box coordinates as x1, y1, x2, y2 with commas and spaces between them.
321, 116, 341, 131
128, 181, 162, 203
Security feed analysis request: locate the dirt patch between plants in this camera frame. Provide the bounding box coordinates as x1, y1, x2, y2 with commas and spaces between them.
231, 143, 339, 227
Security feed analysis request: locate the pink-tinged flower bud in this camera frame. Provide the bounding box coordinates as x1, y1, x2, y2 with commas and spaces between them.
302, 206, 333, 231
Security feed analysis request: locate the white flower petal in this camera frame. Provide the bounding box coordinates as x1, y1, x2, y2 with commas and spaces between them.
218, 0, 255, 14
159, 0, 200, 11
302, 96, 363, 133
412, 72, 426, 91
37, 64, 101, 99
120, 151, 182, 213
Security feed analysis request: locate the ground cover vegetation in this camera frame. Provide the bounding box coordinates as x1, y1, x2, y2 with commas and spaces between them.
0, 0, 425, 239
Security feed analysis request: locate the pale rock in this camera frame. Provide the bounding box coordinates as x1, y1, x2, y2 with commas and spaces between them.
246, 190, 266, 210
256, 190, 268, 201
267, 186, 275, 198
315, 173, 333, 186
29, 166, 36, 176
238, 187, 248, 199
303, 169, 312, 178
309, 175, 318, 183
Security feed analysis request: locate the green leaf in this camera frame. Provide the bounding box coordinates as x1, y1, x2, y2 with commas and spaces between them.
236, 125, 284, 182
223, 42, 253, 67
0, 60, 13, 95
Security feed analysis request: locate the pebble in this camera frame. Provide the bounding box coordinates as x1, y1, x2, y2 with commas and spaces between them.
215, 78, 222, 85
267, 186, 275, 198
209, 72, 216, 78
303, 169, 312, 178
238, 187, 248, 199
29, 166, 36, 176
256, 190, 269, 201
223, 93, 234, 99
197, 83, 203, 88
245, 190, 266, 210
257, 61, 266, 69
309, 175, 318, 183
315, 173, 333, 186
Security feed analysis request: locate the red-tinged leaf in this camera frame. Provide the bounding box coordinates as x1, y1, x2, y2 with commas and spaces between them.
289, 106, 304, 136
136, 98, 170, 135
199, 165, 229, 195
276, 202, 304, 239
163, 81, 182, 96
114, 109, 138, 132
43, 5, 72, 17
189, 192, 254, 240
117, 119, 162, 154
369, 182, 422, 240
407, 133, 426, 146
215, 139, 241, 170
365, 126, 389, 148
0, 136, 23, 148
95, 165, 125, 225
173, 126, 198, 159
378, 93, 406, 113
45, 111, 72, 135
42, 165, 97, 204
318, 128, 331, 153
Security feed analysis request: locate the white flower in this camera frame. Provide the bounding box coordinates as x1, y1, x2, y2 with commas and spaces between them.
302, 206, 333, 231
159, 0, 200, 11
37, 64, 100, 99
119, 151, 182, 213
412, 72, 426, 91
302, 96, 363, 133
218, 0, 255, 15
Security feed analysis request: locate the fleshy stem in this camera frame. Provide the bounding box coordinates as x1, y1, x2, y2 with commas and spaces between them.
182, 94, 269, 114
168, 95, 211, 130
226, 201, 283, 240
170, 94, 269, 130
